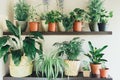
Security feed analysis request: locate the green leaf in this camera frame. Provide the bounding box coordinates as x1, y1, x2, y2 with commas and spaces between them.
6, 20, 20, 38
0, 45, 10, 58
0, 36, 9, 48
11, 50, 22, 66
30, 32, 44, 39
88, 41, 94, 52
3, 52, 9, 63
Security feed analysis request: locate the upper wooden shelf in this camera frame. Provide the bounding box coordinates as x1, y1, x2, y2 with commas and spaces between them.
3, 31, 112, 35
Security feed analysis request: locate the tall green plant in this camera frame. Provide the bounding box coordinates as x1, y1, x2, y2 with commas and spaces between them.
85, 41, 108, 64
14, 0, 30, 21
0, 20, 44, 66
53, 37, 84, 60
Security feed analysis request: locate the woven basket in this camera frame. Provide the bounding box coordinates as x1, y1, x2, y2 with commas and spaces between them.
64, 60, 81, 76
9, 55, 33, 77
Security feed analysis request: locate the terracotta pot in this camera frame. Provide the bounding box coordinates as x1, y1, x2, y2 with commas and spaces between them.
83, 71, 91, 77
48, 22, 56, 32
100, 68, 109, 78
73, 21, 83, 32
64, 60, 81, 76
29, 22, 39, 32
90, 63, 101, 75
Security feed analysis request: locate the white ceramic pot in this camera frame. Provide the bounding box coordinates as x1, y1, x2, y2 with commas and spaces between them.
16, 21, 27, 32
41, 20, 48, 32
64, 60, 81, 76
83, 71, 91, 77
9, 55, 33, 77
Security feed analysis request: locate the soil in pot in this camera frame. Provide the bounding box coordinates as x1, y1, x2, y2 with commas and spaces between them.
98, 23, 106, 31
29, 22, 39, 32
73, 21, 83, 32
16, 21, 27, 32
48, 22, 56, 32
100, 68, 109, 78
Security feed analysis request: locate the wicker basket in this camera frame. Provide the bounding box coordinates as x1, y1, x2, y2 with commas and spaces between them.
64, 60, 81, 76
9, 55, 33, 77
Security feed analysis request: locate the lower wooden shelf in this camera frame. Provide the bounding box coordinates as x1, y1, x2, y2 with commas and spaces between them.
3, 72, 113, 80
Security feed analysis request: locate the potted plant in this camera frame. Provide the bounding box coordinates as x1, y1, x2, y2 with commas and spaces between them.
88, 0, 103, 31
70, 8, 89, 32
35, 51, 65, 80
40, 13, 48, 32
14, 0, 30, 32
98, 9, 113, 31
53, 37, 84, 76
28, 6, 39, 32
0, 20, 43, 77
84, 41, 108, 77
100, 62, 109, 78
46, 10, 61, 32
82, 61, 91, 77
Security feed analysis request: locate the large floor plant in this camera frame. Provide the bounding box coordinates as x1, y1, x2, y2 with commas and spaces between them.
0, 20, 43, 77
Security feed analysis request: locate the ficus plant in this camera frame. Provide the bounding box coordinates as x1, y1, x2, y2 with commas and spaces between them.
0, 20, 44, 66
85, 41, 108, 64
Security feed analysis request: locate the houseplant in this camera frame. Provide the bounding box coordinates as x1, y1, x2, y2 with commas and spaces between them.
85, 41, 108, 77
35, 51, 65, 80
98, 9, 113, 31
28, 6, 39, 32
88, 0, 103, 31
53, 37, 84, 76
46, 10, 61, 32
82, 61, 91, 77
0, 20, 43, 77
70, 8, 89, 32
14, 0, 30, 32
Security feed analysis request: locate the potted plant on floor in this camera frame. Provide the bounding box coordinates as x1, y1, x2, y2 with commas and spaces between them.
14, 0, 30, 32
53, 37, 84, 76
70, 8, 89, 32
100, 62, 109, 78
84, 41, 108, 77
0, 20, 44, 77
46, 10, 61, 32
88, 0, 103, 31
35, 51, 65, 80
82, 61, 91, 77
98, 9, 113, 31
28, 6, 39, 32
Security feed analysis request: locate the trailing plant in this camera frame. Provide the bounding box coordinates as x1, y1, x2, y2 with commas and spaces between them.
88, 0, 104, 22
53, 37, 84, 60
85, 41, 108, 64
0, 20, 44, 66
14, 0, 30, 21
70, 8, 90, 22
45, 10, 61, 23
35, 51, 65, 80
98, 9, 113, 23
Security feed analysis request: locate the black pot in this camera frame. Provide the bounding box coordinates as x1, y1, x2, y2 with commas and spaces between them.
98, 23, 106, 31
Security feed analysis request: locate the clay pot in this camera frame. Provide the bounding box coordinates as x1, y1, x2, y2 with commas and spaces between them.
100, 68, 109, 78
48, 22, 56, 32
73, 21, 83, 32
90, 63, 101, 75
29, 22, 39, 32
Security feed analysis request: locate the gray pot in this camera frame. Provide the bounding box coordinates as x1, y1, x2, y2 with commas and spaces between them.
16, 21, 27, 32
89, 22, 98, 31
58, 22, 65, 32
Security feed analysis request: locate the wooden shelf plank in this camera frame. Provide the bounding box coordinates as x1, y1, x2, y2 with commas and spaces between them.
3, 31, 112, 35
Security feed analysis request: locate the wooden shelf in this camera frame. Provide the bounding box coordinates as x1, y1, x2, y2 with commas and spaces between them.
3, 72, 112, 80
3, 31, 112, 35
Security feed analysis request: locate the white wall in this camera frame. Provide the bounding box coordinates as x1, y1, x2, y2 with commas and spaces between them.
0, 0, 120, 80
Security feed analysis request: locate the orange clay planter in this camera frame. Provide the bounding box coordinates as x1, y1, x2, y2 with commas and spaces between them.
90, 63, 101, 75
29, 22, 39, 32
73, 21, 83, 32
100, 68, 109, 78
48, 22, 56, 32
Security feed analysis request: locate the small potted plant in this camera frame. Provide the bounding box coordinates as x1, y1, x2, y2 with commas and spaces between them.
100, 62, 109, 78
84, 41, 108, 77
35, 51, 65, 80
98, 9, 113, 31
88, 0, 103, 31
14, 0, 30, 32
53, 37, 84, 76
0, 20, 43, 77
28, 6, 39, 32
46, 10, 61, 32
82, 61, 91, 77
70, 8, 89, 32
